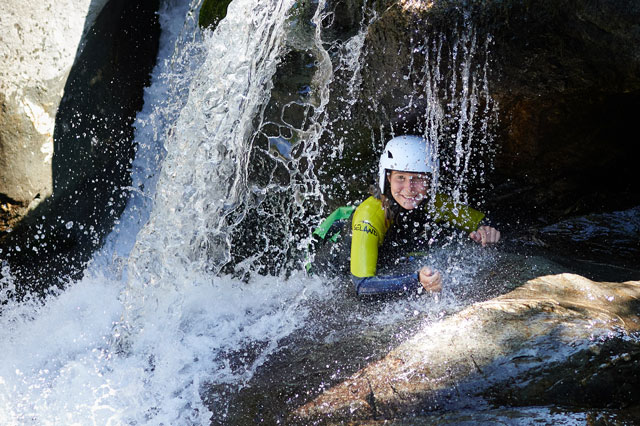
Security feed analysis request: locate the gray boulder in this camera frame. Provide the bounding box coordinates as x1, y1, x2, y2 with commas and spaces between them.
0, 0, 161, 295
293, 273, 640, 423
0, 0, 109, 230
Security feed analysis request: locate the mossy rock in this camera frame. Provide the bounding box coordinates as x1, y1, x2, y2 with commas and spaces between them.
198, 0, 233, 29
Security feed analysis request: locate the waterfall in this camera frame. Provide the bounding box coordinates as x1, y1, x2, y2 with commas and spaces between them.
130, 0, 296, 281
394, 15, 497, 210
0, 1, 332, 424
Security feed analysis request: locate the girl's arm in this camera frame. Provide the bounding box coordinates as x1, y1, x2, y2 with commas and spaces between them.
350, 197, 422, 296
351, 273, 420, 296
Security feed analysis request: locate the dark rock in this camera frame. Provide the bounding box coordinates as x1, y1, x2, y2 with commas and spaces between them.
0, 0, 161, 296
318, 0, 640, 225
485, 337, 640, 409
532, 206, 640, 272
199, 0, 233, 30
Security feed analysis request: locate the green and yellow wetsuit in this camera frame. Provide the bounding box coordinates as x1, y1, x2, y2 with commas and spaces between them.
350, 194, 485, 296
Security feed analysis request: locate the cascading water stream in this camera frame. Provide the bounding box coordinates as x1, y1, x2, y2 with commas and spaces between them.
129, 0, 296, 281
0, 1, 332, 424
399, 16, 496, 210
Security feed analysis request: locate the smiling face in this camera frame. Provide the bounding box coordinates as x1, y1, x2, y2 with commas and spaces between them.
388, 170, 431, 210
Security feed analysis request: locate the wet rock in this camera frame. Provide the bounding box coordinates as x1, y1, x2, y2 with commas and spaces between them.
0, 0, 109, 230
292, 273, 640, 423
199, 0, 233, 30
0, 0, 161, 295
485, 336, 640, 409
321, 0, 640, 223
326, 405, 640, 425
526, 206, 640, 277
470, 1, 639, 219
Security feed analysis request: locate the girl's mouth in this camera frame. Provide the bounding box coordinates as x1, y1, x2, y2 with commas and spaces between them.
398, 193, 422, 202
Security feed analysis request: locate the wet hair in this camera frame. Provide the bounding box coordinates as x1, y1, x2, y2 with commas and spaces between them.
370, 171, 402, 223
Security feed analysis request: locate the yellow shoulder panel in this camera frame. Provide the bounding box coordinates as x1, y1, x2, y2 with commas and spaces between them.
433, 193, 485, 232
350, 196, 388, 277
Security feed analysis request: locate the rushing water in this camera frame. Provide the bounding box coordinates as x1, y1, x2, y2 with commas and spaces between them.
3, 0, 635, 424
0, 1, 336, 423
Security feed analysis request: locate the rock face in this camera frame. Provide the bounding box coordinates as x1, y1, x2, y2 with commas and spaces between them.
293, 274, 640, 424
0, 0, 110, 230
0, 0, 161, 294
199, 0, 233, 29
222, 0, 640, 272
319, 0, 640, 224
480, 0, 640, 220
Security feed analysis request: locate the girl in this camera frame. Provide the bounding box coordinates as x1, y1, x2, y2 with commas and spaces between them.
350, 135, 500, 296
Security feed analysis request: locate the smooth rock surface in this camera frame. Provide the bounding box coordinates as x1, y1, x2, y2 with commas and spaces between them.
0, 0, 109, 228
0, 0, 161, 295
293, 273, 640, 423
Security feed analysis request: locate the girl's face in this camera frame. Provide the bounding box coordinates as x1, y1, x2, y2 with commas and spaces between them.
388, 170, 430, 210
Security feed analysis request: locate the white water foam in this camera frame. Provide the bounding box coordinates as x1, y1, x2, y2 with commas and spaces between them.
0, 268, 330, 424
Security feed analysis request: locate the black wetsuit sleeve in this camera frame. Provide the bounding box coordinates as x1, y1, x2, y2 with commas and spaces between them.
351, 272, 420, 296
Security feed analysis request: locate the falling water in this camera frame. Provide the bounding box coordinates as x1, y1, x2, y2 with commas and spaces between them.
0, 0, 514, 424
399, 16, 497, 209
0, 1, 332, 424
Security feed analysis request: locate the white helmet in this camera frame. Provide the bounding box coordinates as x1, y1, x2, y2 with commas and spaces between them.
378, 135, 438, 193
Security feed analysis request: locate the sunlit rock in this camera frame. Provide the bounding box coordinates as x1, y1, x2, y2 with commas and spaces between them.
292, 273, 640, 423
0, 0, 161, 295
0, 0, 109, 230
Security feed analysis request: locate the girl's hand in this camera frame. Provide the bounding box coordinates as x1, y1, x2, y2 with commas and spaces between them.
418, 266, 442, 293
469, 225, 501, 247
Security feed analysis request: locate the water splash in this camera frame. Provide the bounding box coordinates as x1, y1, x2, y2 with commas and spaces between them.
91, 0, 207, 279
226, 0, 382, 274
